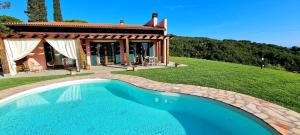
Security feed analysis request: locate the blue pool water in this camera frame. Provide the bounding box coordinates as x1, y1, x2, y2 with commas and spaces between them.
0, 80, 279, 135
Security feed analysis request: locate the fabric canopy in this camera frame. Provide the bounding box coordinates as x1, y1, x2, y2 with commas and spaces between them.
45, 39, 78, 60
4, 38, 42, 76
46, 39, 79, 71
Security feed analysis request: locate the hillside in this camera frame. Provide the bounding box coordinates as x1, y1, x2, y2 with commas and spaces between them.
114, 57, 300, 112
169, 36, 300, 73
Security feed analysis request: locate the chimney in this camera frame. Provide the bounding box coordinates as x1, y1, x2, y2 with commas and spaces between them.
120, 19, 125, 25
152, 13, 158, 27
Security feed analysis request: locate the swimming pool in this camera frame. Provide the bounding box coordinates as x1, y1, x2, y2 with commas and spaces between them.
0, 79, 279, 135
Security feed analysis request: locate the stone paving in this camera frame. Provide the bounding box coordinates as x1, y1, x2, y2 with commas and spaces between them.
0, 63, 177, 79
0, 73, 299, 135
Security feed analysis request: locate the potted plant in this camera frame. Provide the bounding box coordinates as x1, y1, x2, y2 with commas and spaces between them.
132, 65, 138, 71
69, 67, 77, 75
175, 62, 179, 68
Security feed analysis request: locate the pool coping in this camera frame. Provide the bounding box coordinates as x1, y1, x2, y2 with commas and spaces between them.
0, 73, 299, 135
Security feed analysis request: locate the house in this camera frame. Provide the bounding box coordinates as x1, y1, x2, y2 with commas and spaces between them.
0, 13, 170, 76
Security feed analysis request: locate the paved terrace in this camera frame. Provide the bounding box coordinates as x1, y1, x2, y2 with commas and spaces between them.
0, 63, 178, 79
0, 73, 299, 135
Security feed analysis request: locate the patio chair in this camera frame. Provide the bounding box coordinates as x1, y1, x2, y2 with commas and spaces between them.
148, 56, 155, 66
47, 60, 55, 69
22, 62, 30, 73
143, 56, 150, 66
27, 61, 43, 72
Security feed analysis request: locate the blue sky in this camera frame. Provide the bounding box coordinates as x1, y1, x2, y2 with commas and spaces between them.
1, 0, 300, 47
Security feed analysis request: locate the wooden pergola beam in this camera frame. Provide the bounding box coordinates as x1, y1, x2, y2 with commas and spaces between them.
96, 35, 104, 39
1, 32, 165, 41
0, 33, 6, 38
32, 34, 39, 38
120, 35, 126, 39
129, 35, 138, 39
84, 34, 90, 38
103, 35, 108, 39
134, 35, 141, 39
121, 35, 129, 39
6, 34, 14, 38
149, 35, 155, 39
158, 35, 164, 39
94, 35, 100, 39
104, 35, 112, 39
43, 34, 49, 38
111, 35, 117, 39
64, 34, 71, 38
143, 35, 148, 39
53, 34, 60, 38
19, 34, 26, 38
75, 34, 81, 38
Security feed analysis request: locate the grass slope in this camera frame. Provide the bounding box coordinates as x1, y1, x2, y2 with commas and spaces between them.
114, 57, 300, 112
0, 73, 92, 91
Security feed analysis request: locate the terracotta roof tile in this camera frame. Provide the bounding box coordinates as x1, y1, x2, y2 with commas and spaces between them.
5, 22, 165, 30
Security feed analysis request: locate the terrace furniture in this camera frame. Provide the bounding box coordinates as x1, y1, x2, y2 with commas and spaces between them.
149, 56, 158, 66
143, 56, 150, 66
16, 65, 24, 73
22, 62, 30, 73
144, 56, 158, 66
27, 61, 43, 72
47, 60, 55, 69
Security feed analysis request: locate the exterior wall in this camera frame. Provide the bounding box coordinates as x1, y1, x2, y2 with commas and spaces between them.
120, 40, 125, 64
27, 41, 47, 70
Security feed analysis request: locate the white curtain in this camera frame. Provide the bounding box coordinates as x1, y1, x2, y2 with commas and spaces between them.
4, 39, 42, 76
46, 39, 79, 71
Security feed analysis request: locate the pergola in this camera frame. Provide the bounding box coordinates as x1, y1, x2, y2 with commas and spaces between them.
0, 13, 170, 75
0, 33, 168, 40
0, 32, 171, 75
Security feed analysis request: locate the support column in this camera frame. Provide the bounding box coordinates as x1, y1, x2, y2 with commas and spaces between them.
157, 40, 161, 63
85, 40, 91, 70
166, 38, 170, 64
104, 45, 108, 65
161, 38, 167, 63
125, 38, 131, 66
75, 38, 81, 72
120, 40, 125, 64
154, 41, 158, 57
0, 38, 9, 74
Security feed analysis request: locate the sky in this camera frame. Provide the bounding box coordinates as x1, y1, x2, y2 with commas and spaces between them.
0, 0, 300, 47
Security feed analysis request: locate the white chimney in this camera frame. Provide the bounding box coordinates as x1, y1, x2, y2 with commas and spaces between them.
152, 13, 158, 27
120, 19, 125, 25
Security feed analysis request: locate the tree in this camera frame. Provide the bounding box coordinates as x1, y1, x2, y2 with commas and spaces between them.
64, 20, 87, 23
25, 0, 39, 22
0, 1, 10, 9
53, 0, 63, 21
39, 0, 48, 22
170, 36, 300, 73
0, 15, 22, 33
25, 0, 47, 22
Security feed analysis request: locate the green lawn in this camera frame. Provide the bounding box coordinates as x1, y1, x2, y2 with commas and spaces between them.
113, 57, 300, 112
0, 73, 92, 91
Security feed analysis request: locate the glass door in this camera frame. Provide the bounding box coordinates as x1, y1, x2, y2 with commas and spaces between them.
107, 43, 115, 64
97, 42, 118, 65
